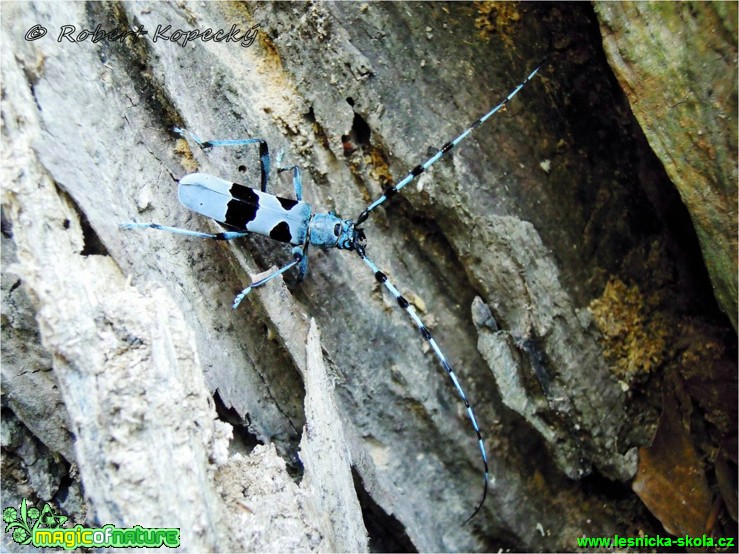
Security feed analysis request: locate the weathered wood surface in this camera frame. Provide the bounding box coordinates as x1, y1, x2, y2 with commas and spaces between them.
2, 2, 735, 551
596, 2, 738, 331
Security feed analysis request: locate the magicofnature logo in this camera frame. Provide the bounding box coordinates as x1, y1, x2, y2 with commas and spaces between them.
4, 498, 180, 549
4, 498, 67, 545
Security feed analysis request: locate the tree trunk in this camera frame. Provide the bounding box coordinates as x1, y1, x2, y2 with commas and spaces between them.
2, 2, 736, 551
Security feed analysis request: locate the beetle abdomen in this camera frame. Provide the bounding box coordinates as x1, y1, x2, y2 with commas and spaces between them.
178, 173, 311, 245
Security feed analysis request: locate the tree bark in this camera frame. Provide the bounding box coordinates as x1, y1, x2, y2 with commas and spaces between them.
2, 2, 735, 551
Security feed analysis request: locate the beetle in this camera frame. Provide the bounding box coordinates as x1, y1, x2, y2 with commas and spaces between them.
122, 59, 544, 521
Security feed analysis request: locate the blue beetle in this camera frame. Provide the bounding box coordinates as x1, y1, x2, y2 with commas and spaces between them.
122, 59, 544, 521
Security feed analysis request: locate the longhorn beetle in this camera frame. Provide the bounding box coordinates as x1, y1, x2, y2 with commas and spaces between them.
122, 59, 544, 522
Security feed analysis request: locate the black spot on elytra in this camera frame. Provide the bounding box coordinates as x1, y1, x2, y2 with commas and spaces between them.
225, 183, 261, 228
225, 199, 259, 228
269, 221, 292, 243
278, 196, 299, 210
229, 183, 260, 203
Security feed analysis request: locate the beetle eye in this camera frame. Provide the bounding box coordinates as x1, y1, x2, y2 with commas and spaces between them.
334, 223, 341, 236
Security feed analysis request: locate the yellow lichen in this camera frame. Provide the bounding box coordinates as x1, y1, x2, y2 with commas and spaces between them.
368, 146, 393, 188
588, 277, 671, 382
473, 2, 521, 43
174, 138, 198, 173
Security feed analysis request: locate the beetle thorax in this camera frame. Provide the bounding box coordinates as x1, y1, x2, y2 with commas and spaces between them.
308, 213, 362, 250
